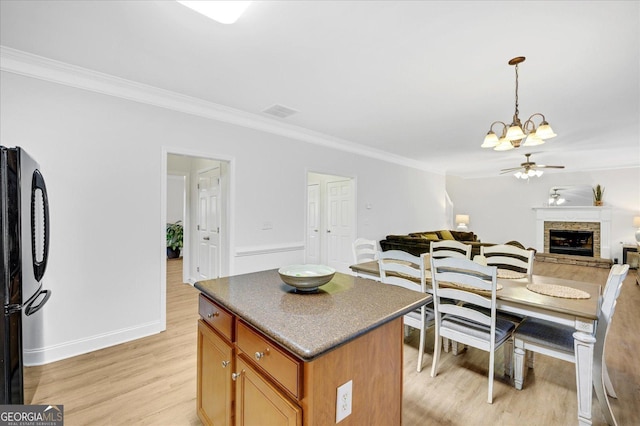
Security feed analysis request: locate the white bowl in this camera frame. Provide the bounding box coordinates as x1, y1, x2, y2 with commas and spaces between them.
278, 264, 336, 292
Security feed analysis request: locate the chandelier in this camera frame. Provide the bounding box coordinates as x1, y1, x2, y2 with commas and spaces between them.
481, 56, 556, 151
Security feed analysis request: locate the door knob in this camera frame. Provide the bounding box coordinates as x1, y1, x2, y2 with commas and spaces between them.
203, 236, 210, 241
326, 230, 331, 233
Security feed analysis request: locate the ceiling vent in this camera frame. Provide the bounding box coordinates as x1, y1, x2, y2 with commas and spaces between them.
262, 104, 298, 119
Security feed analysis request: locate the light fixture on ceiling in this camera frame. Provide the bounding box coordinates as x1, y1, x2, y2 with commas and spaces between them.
455, 214, 470, 231
176, 1, 251, 24
514, 169, 543, 180
481, 57, 557, 151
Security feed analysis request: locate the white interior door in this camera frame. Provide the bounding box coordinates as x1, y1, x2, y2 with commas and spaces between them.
326, 179, 354, 273
306, 184, 320, 264
197, 168, 220, 280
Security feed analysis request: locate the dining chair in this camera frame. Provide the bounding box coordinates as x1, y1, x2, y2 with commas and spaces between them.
513, 264, 629, 426
430, 240, 472, 259
479, 243, 535, 375
430, 257, 515, 403
352, 237, 378, 264
378, 250, 434, 372
481, 244, 535, 275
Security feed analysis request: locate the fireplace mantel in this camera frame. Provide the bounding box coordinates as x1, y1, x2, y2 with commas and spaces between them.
533, 206, 612, 259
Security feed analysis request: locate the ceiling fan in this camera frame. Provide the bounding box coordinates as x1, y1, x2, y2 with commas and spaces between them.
500, 153, 565, 179
549, 187, 568, 205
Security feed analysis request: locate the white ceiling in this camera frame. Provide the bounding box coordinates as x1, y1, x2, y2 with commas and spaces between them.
1, 1, 638, 178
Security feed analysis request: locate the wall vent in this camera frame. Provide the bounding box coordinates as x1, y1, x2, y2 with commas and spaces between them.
262, 104, 298, 118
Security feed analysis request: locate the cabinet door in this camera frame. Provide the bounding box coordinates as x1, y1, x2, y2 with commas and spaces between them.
197, 320, 233, 426
235, 356, 301, 426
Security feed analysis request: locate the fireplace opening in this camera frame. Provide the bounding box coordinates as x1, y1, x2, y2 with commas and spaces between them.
549, 230, 594, 257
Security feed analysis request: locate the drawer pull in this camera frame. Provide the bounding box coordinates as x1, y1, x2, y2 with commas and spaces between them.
255, 349, 269, 361
221, 360, 230, 368
207, 311, 220, 319
231, 371, 243, 381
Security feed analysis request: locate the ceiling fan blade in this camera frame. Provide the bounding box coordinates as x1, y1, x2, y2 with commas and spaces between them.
537, 165, 565, 169
500, 167, 523, 173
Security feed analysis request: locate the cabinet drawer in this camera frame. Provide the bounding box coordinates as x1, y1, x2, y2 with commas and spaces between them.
199, 294, 233, 341
236, 321, 302, 399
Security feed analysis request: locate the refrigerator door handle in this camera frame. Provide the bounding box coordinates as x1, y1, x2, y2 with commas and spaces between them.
24, 289, 51, 316
31, 169, 49, 282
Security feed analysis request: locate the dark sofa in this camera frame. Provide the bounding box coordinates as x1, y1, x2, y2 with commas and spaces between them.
379, 230, 495, 257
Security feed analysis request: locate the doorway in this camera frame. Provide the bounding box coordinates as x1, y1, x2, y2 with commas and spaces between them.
165, 153, 231, 285
306, 172, 355, 274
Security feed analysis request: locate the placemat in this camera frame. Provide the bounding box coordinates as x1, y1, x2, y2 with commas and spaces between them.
444, 281, 503, 293
497, 269, 527, 279
526, 283, 590, 299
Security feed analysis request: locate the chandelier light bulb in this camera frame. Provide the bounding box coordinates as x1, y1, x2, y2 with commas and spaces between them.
522, 132, 545, 147
506, 124, 525, 141
481, 131, 499, 148
535, 122, 557, 139
494, 138, 514, 151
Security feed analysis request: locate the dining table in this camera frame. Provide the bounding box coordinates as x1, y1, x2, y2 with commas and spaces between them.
350, 260, 603, 426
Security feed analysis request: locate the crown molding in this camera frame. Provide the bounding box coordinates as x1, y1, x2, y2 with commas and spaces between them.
1, 46, 439, 174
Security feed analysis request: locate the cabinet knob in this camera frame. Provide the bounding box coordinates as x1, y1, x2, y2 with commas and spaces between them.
207, 311, 220, 319
221, 360, 230, 368
231, 371, 243, 381
255, 351, 265, 360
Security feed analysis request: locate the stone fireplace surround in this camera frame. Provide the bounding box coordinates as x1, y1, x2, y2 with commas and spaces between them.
533, 206, 611, 259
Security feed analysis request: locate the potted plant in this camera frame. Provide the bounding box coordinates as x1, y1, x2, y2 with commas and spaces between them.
166, 221, 183, 259
593, 184, 605, 206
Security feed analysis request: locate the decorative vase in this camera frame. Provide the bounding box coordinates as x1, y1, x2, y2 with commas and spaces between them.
167, 247, 180, 259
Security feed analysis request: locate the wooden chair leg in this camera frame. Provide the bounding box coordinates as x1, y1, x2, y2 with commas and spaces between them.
487, 351, 495, 404
417, 327, 426, 373
514, 346, 526, 390
431, 334, 442, 378
603, 361, 617, 399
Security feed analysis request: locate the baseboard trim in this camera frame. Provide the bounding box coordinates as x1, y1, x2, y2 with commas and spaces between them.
23, 320, 164, 366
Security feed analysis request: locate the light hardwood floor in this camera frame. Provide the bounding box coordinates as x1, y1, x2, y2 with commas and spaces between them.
24, 259, 639, 425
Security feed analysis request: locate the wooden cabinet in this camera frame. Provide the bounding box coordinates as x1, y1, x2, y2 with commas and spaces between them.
234, 356, 302, 426
197, 295, 301, 426
197, 292, 405, 426
197, 319, 233, 426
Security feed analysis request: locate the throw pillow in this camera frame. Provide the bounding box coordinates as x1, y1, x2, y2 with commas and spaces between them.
420, 233, 440, 241
439, 230, 455, 240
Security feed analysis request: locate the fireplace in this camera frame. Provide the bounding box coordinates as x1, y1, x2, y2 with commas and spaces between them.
534, 207, 611, 259
549, 230, 594, 257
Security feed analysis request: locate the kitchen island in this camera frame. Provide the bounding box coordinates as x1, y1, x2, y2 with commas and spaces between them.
195, 269, 429, 426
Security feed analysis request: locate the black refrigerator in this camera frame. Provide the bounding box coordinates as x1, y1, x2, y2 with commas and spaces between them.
1, 146, 51, 404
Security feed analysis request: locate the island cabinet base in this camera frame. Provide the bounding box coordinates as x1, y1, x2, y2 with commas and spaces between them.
301, 317, 403, 426
197, 293, 405, 426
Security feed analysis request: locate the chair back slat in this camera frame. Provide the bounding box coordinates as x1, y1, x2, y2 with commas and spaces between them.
378, 250, 427, 293
430, 240, 472, 259
353, 238, 378, 263
481, 244, 534, 274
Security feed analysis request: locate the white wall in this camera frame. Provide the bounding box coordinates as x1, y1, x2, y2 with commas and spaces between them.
166, 175, 184, 225
446, 167, 640, 262
0, 71, 445, 363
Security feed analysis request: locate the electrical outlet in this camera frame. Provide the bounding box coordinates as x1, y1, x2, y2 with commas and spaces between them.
335, 380, 352, 423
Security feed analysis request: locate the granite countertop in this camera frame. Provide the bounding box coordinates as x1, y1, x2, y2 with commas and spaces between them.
195, 269, 429, 362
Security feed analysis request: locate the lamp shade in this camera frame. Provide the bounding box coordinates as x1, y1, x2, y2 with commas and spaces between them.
455, 214, 469, 231
456, 214, 470, 225
633, 216, 640, 227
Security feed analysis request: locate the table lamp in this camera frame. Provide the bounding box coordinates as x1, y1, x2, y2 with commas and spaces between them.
634, 216, 640, 246
456, 214, 470, 231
